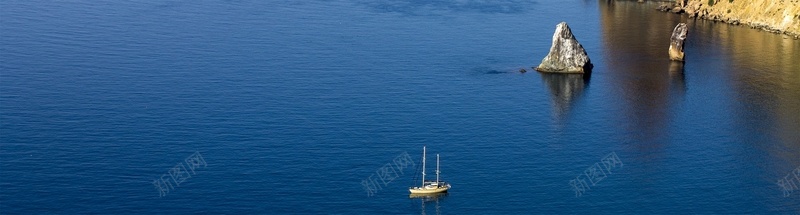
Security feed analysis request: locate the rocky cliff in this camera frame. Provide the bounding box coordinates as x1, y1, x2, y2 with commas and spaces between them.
677, 0, 800, 38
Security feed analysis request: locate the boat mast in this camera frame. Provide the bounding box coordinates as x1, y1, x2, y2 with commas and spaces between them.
421, 146, 426, 187
436, 154, 440, 184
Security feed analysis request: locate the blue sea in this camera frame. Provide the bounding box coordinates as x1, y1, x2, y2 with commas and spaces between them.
2, 0, 799, 214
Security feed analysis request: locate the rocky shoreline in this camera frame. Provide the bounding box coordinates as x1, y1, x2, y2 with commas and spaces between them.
653, 0, 800, 39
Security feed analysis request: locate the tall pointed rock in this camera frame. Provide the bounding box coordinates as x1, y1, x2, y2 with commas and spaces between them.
535, 22, 592, 74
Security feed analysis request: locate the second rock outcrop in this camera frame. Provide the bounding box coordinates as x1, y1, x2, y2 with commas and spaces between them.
669, 23, 688, 61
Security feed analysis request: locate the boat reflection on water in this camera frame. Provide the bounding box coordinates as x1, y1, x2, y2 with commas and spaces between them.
409, 192, 448, 215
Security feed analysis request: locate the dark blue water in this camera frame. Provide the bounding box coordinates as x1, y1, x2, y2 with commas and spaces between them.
2, 0, 799, 213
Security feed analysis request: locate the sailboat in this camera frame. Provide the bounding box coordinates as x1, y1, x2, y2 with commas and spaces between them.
409, 146, 450, 194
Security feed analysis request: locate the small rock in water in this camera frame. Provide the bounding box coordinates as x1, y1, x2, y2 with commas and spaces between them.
534, 22, 592, 74
671, 7, 683, 14
519, 68, 527, 73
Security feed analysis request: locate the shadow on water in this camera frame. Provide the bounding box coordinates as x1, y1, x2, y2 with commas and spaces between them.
483, 70, 509, 75
470, 66, 522, 75
539, 72, 590, 123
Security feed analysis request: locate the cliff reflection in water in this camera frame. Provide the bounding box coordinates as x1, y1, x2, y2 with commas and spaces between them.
699, 18, 800, 156
540, 73, 589, 122
599, 1, 800, 171
599, 1, 687, 148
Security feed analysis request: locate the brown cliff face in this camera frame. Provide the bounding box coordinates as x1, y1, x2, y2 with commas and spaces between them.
682, 0, 800, 38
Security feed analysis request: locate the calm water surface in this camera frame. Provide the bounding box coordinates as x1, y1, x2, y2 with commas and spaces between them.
2, 0, 799, 214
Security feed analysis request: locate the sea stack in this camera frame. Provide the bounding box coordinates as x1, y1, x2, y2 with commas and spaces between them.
535, 22, 592, 74
669, 23, 688, 61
